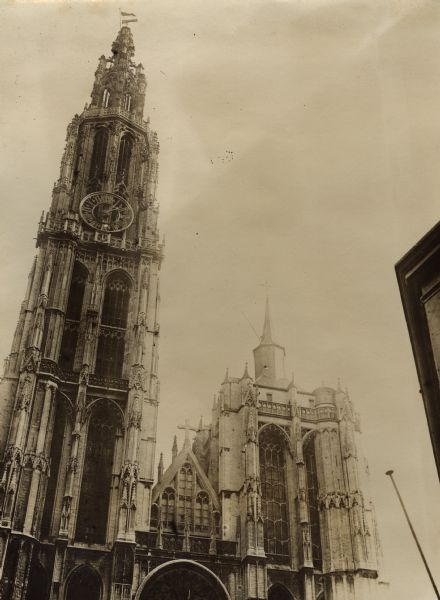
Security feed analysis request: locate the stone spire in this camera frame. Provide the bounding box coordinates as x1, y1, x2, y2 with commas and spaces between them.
172, 435, 178, 460
111, 25, 135, 63
261, 295, 274, 345
253, 296, 286, 382
157, 453, 164, 483
89, 26, 147, 120
241, 362, 250, 381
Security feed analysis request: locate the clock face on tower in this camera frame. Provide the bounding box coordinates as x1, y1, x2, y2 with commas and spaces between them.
79, 192, 134, 233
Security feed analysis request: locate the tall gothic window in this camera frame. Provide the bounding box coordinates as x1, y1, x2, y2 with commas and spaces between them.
95, 271, 131, 379
40, 397, 68, 539
88, 127, 109, 186
160, 488, 175, 530
123, 94, 132, 111
58, 262, 87, 373
304, 436, 322, 570
102, 88, 111, 108
76, 402, 120, 545
177, 464, 193, 531
150, 503, 159, 530
116, 133, 133, 187
259, 424, 290, 557
72, 132, 83, 189
194, 492, 210, 534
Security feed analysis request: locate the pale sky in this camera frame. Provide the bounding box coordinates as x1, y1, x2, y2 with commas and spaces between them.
1, 1, 440, 598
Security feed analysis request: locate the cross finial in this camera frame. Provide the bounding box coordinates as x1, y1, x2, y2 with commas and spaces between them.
177, 419, 199, 448
259, 280, 271, 297
259, 283, 274, 344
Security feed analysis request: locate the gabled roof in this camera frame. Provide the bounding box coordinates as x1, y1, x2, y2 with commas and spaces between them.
152, 439, 220, 512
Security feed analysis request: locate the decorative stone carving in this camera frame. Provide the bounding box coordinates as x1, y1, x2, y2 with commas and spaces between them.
22, 348, 39, 373
302, 526, 312, 562
67, 456, 78, 474
79, 364, 89, 386
17, 375, 33, 412
60, 496, 72, 532
128, 409, 142, 430
246, 408, 257, 443
129, 365, 146, 391
244, 380, 260, 408
22, 452, 49, 474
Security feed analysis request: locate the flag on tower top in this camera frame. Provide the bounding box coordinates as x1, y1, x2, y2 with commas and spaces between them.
120, 9, 138, 25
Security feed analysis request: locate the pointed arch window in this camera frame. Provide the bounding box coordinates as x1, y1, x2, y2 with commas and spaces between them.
177, 463, 193, 531
150, 503, 159, 530
123, 94, 132, 111
58, 262, 87, 372
95, 271, 131, 379
102, 88, 111, 108
116, 133, 133, 187
194, 492, 210, 533
304, 437, 322, 570
88, 127, 109, 188
161, 488, 175, 530
40, 396, 68, 539
76, 402, 121, 544
259, 425, 290, 557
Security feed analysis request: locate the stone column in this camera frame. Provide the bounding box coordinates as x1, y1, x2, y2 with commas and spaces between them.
117, 266, 149, 541
23, 381, 57, 535
295, 419, 314, 573
242, 381, 265, 567
7, 258, 37, 376
18, 247, 45, 367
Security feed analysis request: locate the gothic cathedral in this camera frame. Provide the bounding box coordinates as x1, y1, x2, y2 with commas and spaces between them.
0, 27, 387, 600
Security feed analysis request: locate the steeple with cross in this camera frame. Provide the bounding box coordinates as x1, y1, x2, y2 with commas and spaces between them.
177, 417, 210, 449
253, 288, 286, 382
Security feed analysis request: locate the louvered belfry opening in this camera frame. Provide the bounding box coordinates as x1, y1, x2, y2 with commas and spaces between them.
58, 262, 87, 373
95, 271, 131, 379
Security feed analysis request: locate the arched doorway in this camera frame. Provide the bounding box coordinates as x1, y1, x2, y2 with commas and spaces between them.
65, 566, 101, 600
136, 559, 230, 600
268, 583, 293, 600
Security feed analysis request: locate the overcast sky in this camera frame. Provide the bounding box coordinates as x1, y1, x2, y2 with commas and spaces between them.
1, 0, 440, 598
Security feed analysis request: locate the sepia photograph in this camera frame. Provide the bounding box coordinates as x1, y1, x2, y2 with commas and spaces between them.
0, 1, 439, 599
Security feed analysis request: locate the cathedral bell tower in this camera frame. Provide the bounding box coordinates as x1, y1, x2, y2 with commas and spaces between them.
0, 26, 162, 600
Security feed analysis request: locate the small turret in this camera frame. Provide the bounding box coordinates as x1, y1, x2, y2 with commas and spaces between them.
313, 386, 336, 407
157, 452, 164, 484
240, 362, 250, 381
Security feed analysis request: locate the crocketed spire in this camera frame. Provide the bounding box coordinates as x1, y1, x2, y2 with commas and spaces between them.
261, 295, 274, 344
89, 26, 147, 120
253, 295, 286, 382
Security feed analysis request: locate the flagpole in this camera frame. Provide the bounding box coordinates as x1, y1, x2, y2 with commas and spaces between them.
385, 470, 440, 599
119, 10, 138, 27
